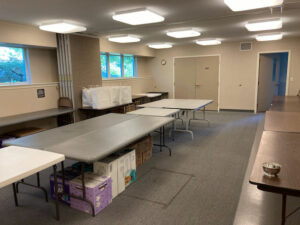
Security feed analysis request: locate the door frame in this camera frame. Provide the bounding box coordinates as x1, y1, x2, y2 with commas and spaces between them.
254, 50, 291, 113
173, 54, 221, 111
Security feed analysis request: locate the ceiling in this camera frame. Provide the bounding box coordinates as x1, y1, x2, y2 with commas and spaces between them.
1, 0, 300, 45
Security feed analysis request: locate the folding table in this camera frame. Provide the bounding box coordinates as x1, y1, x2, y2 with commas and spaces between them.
5, 113, 174, 217
0, 146, 65, 220
139, 99, 213, 139
249, 131, 300, 225
127, 108, 180, 155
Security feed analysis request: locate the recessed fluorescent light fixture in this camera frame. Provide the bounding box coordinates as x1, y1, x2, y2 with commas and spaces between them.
148, 43, 173, 49
256, 33, 283, 41
246, 18, 282, 31
108, 35, 141, 43
112, 9, 164, 25
39, 22, 86, 34
224, 0, 283, 11
196, 39, 221, 46
167, 29, 201, 39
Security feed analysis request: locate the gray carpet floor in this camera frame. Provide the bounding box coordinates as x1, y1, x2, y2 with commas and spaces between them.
0, 111, 262, 225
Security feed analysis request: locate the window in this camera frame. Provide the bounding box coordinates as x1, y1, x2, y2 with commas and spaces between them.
100, 54, 108, 79
100, 52, 137, 79
109, 54, 122, 78
0, 46, 30, 85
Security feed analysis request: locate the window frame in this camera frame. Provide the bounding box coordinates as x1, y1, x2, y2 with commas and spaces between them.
100, 52, 137, 80
0, 46, 31, 86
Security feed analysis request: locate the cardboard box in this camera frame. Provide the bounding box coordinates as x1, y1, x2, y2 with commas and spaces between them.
119, 149, 136, 187
128, 136, 153, 168
70, 173, 112, 215
93, 155, 119, 199
117, 155, 126, 194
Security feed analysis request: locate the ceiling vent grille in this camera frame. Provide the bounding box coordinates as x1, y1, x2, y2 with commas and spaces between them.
240, 42, 252, 51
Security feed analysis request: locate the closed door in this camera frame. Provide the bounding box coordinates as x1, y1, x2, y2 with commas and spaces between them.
195, 56, 219, 110
174, 58, 196, 99
174, 56, 219, 110
257, 54, 279, 112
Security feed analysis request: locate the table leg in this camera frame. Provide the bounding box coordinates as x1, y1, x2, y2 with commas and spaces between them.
61, 162, 65, 194
154, 126, 172, 156
53, 164, 60, 221
172, 110, 194, 139
160, 127, 162, 152
188, 106, 210, 127
12, 183, 18, 207
281, 194, 286, 225
81, 163, 95, 217
15, 173, 48, 202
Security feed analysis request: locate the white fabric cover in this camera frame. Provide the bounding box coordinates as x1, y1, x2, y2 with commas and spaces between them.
82, 86, 132, 109
120, 86, 132, 104
110, 86, 121, 105
82, 88, 92, 107
90, 87, 112, 109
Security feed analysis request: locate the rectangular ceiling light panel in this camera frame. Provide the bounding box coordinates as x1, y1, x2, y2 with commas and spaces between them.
108, 35, 141, 43
224, 0, 283, 11
167, 29, 201, 38
256, 33, 283, 41
39, 22, 86, 33
246, 18, 282, 31
148, 43, 173, 49
113, 9, 164, 25
196, 39, 221, 46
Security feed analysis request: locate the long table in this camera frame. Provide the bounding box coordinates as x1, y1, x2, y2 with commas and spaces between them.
0, 108, 74, 128
270, 96, 300, 112
250, 96, 300, 225
139, 99, 213, 139
128, 108, 180, 155
0, 146, 65, 220
264, 111, 300, 133
5, 113, 174, 217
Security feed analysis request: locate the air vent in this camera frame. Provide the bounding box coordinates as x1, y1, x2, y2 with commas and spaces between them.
240, 42, 252, 51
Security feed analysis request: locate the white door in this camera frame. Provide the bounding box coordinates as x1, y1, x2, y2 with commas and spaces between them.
257, 54, 279, 112
195, 56, 219, 110
174, 58, 196, 99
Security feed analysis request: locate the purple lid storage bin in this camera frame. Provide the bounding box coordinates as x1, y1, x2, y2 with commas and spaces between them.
70, 173, 112, 215
50, 167, 81, 205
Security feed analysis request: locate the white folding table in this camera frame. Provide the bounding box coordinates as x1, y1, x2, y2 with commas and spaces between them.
139, 99, 213, 139
0, 146, 65, 220
127, 108, 180, 155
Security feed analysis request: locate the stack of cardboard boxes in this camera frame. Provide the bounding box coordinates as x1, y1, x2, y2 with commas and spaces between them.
49, 136, 153, 215
93, 149, 136, 199
129, 136, 153, 167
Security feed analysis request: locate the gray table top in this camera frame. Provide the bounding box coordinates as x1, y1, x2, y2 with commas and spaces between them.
0, 108, 74, 128
5, 113, 173, 163
4, 113, 138, 149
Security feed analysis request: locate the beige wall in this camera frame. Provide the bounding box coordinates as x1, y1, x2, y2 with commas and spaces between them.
150, 37, 300, 110
70, 35, 101, 120
0, 20, 56, 48
0, 48, 59, 117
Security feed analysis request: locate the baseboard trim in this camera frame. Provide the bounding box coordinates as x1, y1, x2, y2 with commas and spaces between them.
219, 109, 255, 113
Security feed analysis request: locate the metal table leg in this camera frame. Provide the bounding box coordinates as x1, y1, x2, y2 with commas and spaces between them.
281, 194, 286, 225
15, 173, 48, 202
188, 106, 210, 127
53, 164, 60, 220
172, 110, 194, 139
154, 126, 172, 156
12, 183, 18, 207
